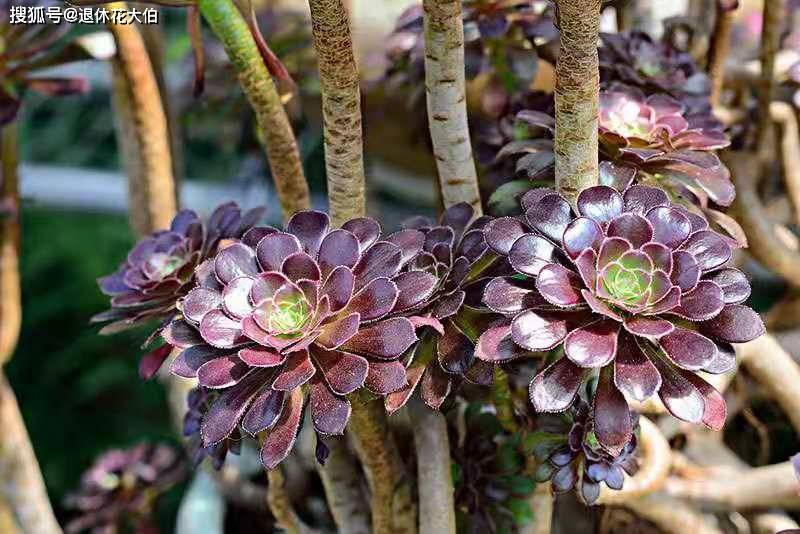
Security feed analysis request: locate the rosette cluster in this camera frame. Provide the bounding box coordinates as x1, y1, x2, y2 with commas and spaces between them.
533, 400, 639, 505
64, 443, 185, 533
479, 185, 764, 453
384, 203, 499, 411
166, 210, 435, 468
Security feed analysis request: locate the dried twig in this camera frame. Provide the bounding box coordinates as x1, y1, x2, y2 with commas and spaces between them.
409, 399, 455, 534
423, 0, 482, 213
307, 0, 365, 226
553, 0, 602, 204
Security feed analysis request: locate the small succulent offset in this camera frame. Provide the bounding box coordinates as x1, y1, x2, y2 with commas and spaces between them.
93, 203, 265, 377
453, 404, 537, 532
479, 185, 764, 453
384, 203, 499, 411
532, 399, 639, 505
64, 443, 185, 534
168, 210, 434, 469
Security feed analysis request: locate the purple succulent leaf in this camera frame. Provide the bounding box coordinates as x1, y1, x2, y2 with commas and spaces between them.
272, 351, 316, 391
520, 188, 557, 211
484, 217, 529, 256
365, 360, 408, 395
511, 310, 575, 352
310, 379, 351, 435
421, 364, 452, 410
535, 263, 585, 307
242, 389, 285, 436
704, 268, 751, 304
641, 286, 682, 315
483, 276, 546, 315
623, 316, 674, 338
162, 320, 203, 348
385, 363, 425, 414
437, 327, 475, 374
648, 349, 705, 423
317, 313, 361, 350
256, 232, 303, 271
529, 357, 584, 413
475, 323, 529, 362
525, 193, 573, 244
286, 211, 330, 258
242, 227, 279, 248
318, 229, 361, 279
197, 356, 252, 388
597, 238, 632, 270
607, 213, 654, 248
699, 304, 765, 343
564, 320, 619, 368
409, 315, 446, 335
682, 372, 726, 431
432, 290, 466, 320
199, 309, 245, 348
344, 277, 398, 322
581, 290, 622, 321
614, 333, 661, 402
182, 287, 223, 324
250, 272, 291, 305
623, 185, 669, 215
320, 266, 356, 313
238, 347, 286, 367
261, 387, 304, 469
671, 280, 725, 321
281, 252, 322, 282
171, 345, 229, 378
659, 328, 717, 370
385, 229, 425, 265
222, 277, 255, 319
679, 230, 732, 272
312, 347, 369, 395
139, 345, 173, 380
670, 251, 701, 291
599, 161, 636, 190
215, 243, 258, 284
509, 234, 557, 276
341, 217, 382, 253
341, 317, 417, 359
574, 249, 599, 290
645, 207, 692, 249
594, 366, 633, 455
562, 218, 603, 260
353, 242, 404, 290
201, 371, 264, 446
576, 186, 624, 225
392, 271, 438, 313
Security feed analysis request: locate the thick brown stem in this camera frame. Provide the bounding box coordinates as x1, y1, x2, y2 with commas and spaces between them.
316, 438, 370, 534
553, 0, 602, 203
0, 374, 62, 534
307, 0, 365, 226
108, 2, 177, 235
738, 334, 800, 434
707, 1, 736, 108
408, 399, 455, 534
423, 0, 482, 213
0, 124, 20, 368
266, 467, 310, 534
622, 495, 722, 534
348, 398, 416, 534
754, 0, 783, 152
199, 0, 310, 222
771, 102, 800, 226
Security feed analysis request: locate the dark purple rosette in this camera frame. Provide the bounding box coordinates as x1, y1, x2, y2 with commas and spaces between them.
93, 203, 265, 377
479, 185, 765, 453
599, 31, 710, 109
532, 399, 639, 505
383, 203, 501, 411
169, 210, 431, 468
64, 443, 185, 533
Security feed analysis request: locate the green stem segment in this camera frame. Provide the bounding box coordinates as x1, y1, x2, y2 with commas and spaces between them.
492, 366, 519, 433
199, 0, 310, 222
553, 0, 602, 203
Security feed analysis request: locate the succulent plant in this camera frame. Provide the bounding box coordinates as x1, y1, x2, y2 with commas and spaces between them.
599, 30, 711, 109
64, 443, 185, 533
532, 399, 639, 505
478, 185, 764, 452
383, 203, 501, 411
378, 0, 557, 116
453, 404, 537, 532
168, 210, 434, 468
0, 0, 97, 125
183, 386, 243, 470
93, 203, 265, 376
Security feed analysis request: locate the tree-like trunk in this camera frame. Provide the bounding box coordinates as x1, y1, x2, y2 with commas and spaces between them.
423, 0, 482, 213
107, 2, 177, 235
553, 0, 602, 203
408, 399, 455, 534
199, 0, 310, 222
316, 438, 370, 534
754, 0, 783, 152
307, 0, 366, 226
707, 1, 736, 108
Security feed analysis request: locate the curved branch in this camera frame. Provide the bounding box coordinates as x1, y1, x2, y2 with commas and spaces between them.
738, 333, 800, 434
423, 0, 481, 213
307, 0, 365, 226
267, 467, 317, 534
622, 495, 723, 534
597, 418, 671, 504
409, 399, 455, 534
107, 1, 177, 235
199, 0, 310, 222
553, 0, 602, 203
0, 374, 62, 534
316, 437, 370, 534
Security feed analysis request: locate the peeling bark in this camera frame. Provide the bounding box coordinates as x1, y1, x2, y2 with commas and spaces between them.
409, 399, 455, 534
316, 438, 370, 534
307, 0, 365, 226
348, 398, 416, 534
108, 2, 177, 235
0, 374, 62, 534
553, 0, 602, 204
423, 0, 481, 213
199, 0, 310, 222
